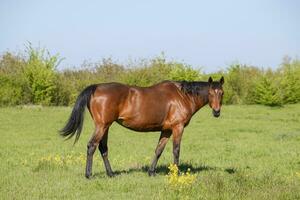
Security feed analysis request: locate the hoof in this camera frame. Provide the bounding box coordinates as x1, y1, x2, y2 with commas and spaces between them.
85, 174, 92, 179
107, 172, 115, 178
148, 170, 156, 177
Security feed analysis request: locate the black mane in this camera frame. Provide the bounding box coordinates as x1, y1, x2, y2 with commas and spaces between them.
179, 81, 222, 96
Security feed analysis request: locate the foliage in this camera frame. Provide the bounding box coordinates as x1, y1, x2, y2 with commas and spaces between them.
167, 62, 202, 81
278, 57, 300, 104
23, 45, 62, 105
121, 55, 201, 86
222, 64, 262, 104
0, 52, 27, 106
252, 70, 283, 106
0, 46, 300, 106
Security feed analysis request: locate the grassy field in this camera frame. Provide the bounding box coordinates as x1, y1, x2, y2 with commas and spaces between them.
1, 104, 300, 200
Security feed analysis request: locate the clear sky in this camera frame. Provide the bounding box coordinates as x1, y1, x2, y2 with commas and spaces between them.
0, 0, 299, 72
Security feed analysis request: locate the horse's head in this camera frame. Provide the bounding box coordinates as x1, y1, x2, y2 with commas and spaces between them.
208, 76, 224, 118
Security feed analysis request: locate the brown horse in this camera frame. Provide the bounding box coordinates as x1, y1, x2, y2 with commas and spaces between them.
60, 76, 224, 178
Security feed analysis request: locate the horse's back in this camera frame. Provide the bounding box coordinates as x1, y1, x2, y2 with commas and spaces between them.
93, 80, 178, 100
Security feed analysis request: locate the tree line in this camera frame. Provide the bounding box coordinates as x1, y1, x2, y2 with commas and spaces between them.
1, 45, 299, 107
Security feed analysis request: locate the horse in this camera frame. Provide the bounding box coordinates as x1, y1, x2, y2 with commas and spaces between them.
60, 76, 224, 178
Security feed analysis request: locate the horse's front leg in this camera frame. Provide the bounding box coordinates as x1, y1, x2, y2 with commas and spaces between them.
172, 124, 184, 167
148, 130, 172, 176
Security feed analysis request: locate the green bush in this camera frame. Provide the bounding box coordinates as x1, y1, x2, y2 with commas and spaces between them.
94, 58, 125, 82
52, 73, 73, 106
278, 57, 300, 104
23, 45, 62, 105
0, 45, 300, 107
0, 76, 23, 106
252, 70, 282, 106
221, 64, 262, 104
122, 56, 173, 86
122, 55, 202, 86
0, 53, 28, 106
168, 62, 202, 81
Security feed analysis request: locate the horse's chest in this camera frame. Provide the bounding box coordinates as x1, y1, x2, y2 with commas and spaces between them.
162, 106, 192, 129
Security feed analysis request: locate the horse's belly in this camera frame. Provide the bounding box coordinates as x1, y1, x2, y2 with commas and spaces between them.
116, 117, 163, 132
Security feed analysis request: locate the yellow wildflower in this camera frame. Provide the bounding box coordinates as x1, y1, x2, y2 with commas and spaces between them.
167, 164, 196, 188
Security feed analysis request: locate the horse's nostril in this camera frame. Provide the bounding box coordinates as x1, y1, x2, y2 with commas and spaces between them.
212, 109, 221, 117
214, 109, 220, 114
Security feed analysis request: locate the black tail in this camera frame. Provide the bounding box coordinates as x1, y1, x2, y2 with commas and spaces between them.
60, 84, 97, 144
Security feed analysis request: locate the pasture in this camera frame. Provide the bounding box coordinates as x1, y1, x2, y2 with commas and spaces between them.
1, 105, 300, 199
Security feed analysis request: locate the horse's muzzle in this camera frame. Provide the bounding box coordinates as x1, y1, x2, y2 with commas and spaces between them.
212, 109, 220, 118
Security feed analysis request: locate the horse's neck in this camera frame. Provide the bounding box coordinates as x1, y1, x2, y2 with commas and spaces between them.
189, 89, 209, 114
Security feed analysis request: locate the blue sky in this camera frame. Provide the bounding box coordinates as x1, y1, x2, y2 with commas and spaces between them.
0, 0, 299, 72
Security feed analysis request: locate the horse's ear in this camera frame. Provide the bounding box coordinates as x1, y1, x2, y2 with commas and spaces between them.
208, 77, 213, 84
220, 76, 224, 85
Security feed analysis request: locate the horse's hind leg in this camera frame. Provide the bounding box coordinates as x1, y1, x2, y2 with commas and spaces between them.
98, 128, 114, 177
85, 124, 109, 179
148, 130, 171, 176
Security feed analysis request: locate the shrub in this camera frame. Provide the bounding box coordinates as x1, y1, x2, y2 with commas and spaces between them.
0, 45, 300, 107
122, 56, 172, 86
278, 57, 300, 104
94, 58, 125, 82
0, 52, 28, 106
222, 64, 262, 104
168, 62, 202, 81
23, 45, 62, 105
122, 55, 202, 86
252, 70, 283, 106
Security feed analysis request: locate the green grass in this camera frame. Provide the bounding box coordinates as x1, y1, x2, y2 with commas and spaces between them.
1, 104, 300, 200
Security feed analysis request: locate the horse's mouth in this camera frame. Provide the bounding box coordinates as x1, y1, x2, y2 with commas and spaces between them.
212, 110, 220, 118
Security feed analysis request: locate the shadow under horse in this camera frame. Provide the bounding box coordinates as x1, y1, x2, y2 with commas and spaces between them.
60, 77, 224, 178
